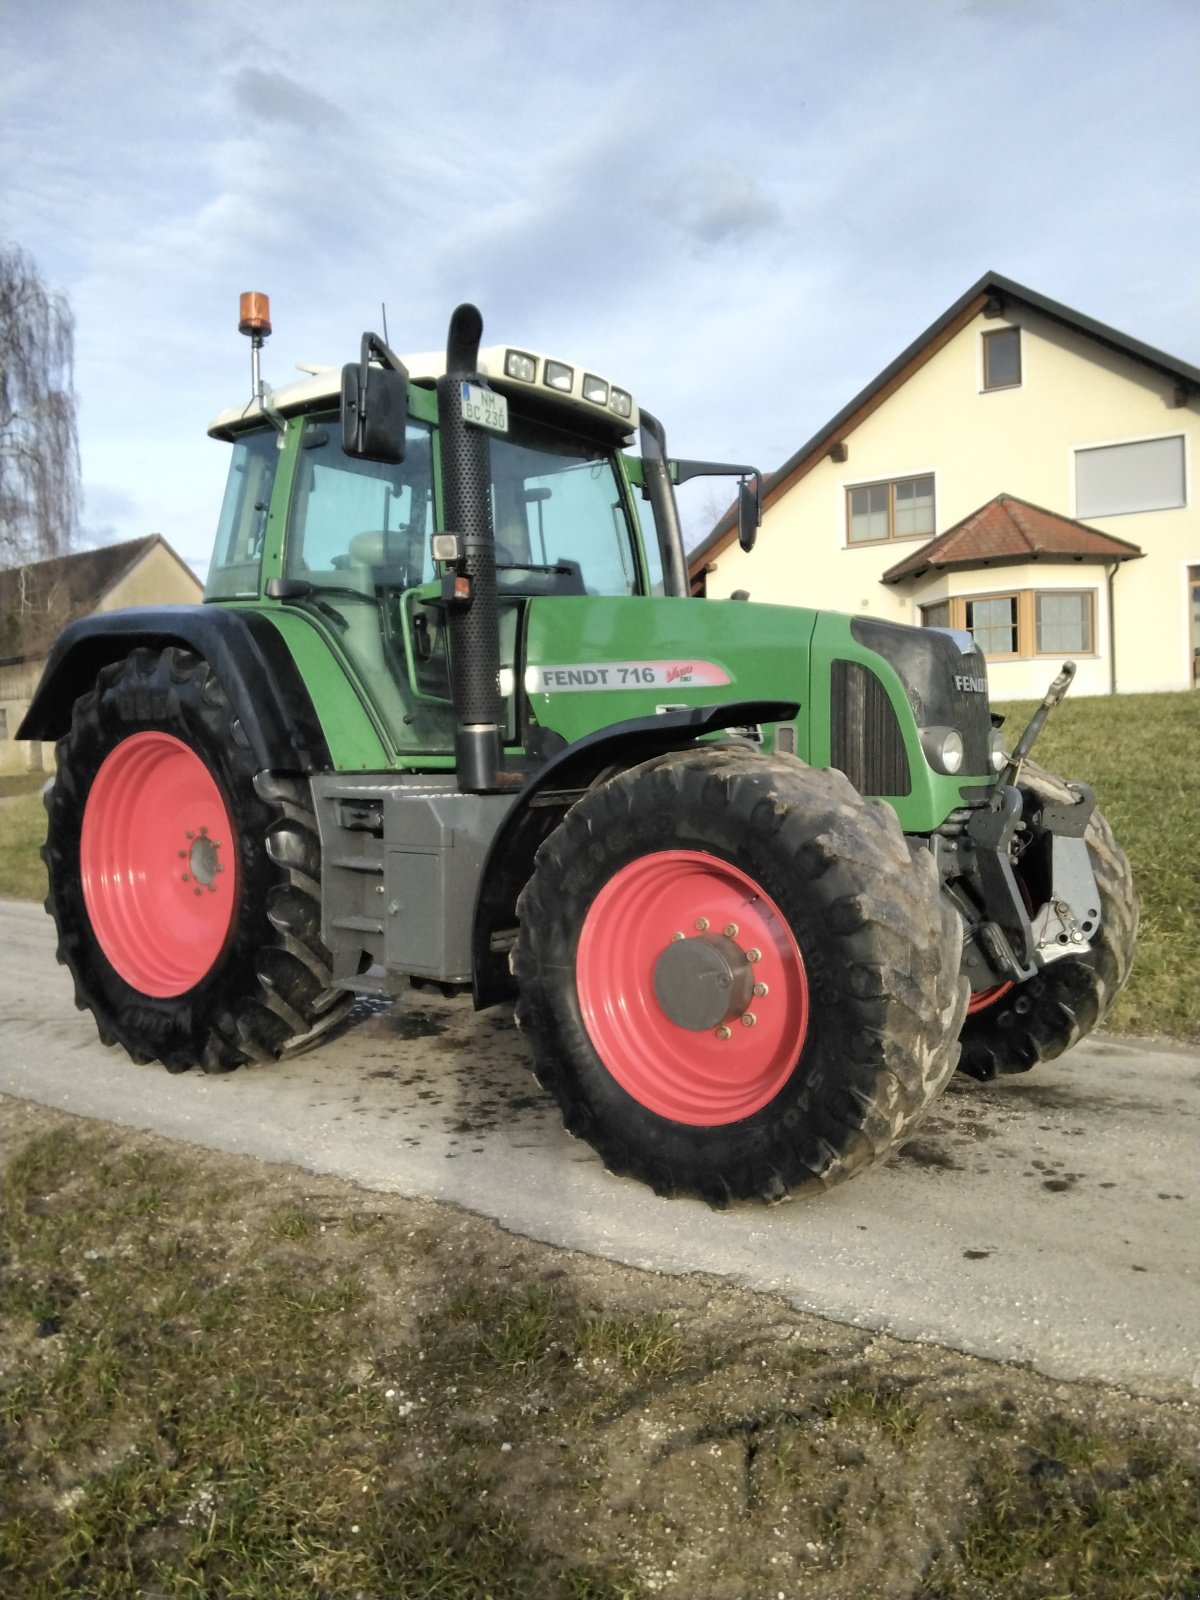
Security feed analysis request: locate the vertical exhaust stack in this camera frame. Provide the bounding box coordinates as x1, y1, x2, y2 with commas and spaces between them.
437, 304, 505, 793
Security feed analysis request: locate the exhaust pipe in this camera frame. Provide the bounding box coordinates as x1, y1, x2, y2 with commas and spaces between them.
436, 304, 504, 793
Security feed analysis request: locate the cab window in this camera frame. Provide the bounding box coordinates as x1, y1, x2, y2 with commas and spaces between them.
205, 429, 280, 600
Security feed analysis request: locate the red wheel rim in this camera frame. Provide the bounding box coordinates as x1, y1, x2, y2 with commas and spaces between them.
967, 981, 1014, 1015
80, 731, 238, 997
576, 850, 809, 1126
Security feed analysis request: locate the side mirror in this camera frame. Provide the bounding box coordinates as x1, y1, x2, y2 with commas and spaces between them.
341, 332, 409, 463
738, 476, 761, 553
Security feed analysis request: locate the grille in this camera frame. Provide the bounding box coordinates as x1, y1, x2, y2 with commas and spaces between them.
830, 660, 912, 797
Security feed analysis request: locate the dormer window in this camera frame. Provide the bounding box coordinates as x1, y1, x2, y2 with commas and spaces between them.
983, 327, 1021, 391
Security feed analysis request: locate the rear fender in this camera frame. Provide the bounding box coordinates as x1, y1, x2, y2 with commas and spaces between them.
17, 606, 331, 772
471, 698, 798, 1007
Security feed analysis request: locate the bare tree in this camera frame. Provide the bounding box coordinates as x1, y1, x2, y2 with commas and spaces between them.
0, 241, 80, 571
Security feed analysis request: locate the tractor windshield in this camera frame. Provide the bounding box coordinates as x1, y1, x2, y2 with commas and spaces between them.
488, 412, 641, 596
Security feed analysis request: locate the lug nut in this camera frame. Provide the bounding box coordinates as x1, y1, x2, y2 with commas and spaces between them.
671, 931, 685, 942
746, 948, 762, 963
715, 1025, 732, 1040
694, 917, 710, 932
753, 982, 768, 998
741, 1012, 757, 1027
724, 923, 739, 937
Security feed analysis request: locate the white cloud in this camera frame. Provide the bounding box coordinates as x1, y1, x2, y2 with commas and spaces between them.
0, 0, 1195, 574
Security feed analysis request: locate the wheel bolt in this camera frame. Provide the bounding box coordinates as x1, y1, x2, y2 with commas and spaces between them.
694, 917, 710, 931
671, 931, 685, 942
181, 874, 190, 883
186, 830, 195, 840
753, 982, 768, 998
177, 849, 187, 859
194, 888, 202, 897
715, 1025, 731, 1040
724, 923, 739, 937
746, 948, 762, 963
741, 1012, 757, 1027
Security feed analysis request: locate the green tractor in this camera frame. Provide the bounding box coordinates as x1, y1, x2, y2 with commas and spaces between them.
20, 298, 1137, 1204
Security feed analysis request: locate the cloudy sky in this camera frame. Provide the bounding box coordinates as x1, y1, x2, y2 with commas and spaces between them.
2, 0, 1197, 575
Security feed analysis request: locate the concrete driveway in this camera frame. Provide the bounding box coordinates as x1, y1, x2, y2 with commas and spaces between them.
2, 896, 1196, 1398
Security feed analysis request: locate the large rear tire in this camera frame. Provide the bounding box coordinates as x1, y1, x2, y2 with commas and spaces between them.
957, 763, 1137, 1080
43, 646, 349, 1072
514, 747, 967, 1204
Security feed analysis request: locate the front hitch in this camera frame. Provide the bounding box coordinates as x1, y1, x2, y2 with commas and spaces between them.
998, 660, 1075, 787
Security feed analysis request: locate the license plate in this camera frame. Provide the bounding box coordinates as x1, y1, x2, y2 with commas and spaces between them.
461, 382, 509, 433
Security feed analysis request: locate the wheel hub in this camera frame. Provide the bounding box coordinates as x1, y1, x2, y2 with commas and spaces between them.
652, 932, 754, 1031
186, 829, 222, 890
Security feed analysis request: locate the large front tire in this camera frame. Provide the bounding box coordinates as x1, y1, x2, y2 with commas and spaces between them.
514, 748, 967, 1204
43, 647, 349, 1072
957, 763, 1137, 1080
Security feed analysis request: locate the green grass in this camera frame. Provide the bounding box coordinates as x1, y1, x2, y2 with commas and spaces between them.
993, 690, 1200, 1039
4, 1111, 1197, 1600
0, 787, 47, 902
1, 692, 1196, 1036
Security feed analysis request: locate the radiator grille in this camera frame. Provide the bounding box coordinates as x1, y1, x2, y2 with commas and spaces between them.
830, 660, 912, 797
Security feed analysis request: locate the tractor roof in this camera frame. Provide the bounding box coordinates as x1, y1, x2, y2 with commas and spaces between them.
208, 344, 639, 440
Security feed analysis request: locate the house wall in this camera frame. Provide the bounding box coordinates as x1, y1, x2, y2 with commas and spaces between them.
704, 305, 1199, 696
0, 544, 203, 776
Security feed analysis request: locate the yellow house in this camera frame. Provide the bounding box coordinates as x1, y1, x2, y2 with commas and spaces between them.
0, 535, 202, 775
691, 272, 1200, 698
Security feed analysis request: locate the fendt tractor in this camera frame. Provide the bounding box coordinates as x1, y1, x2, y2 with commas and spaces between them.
21, 297, 1137, 1204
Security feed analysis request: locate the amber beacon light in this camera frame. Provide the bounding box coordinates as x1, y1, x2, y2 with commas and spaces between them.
238, 291, 272, 337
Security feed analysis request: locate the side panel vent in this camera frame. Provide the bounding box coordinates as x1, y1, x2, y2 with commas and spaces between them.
830, 660, 912, 797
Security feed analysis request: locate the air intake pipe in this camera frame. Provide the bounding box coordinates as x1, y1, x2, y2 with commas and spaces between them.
436, 304, 505, 792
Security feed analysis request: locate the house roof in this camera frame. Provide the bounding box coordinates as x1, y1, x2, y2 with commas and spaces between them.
689, 270, 1200, 580
880, 494, 1144, 584
0, 535, 199, 663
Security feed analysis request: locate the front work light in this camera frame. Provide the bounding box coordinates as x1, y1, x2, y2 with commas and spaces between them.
505, 349, 537, 383
544, 360, 574, 392
609, 387, 633, 419
582, 374, 609, 405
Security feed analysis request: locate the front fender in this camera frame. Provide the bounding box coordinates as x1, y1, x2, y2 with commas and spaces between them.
471, 699, 798, 1007
17, 606, 331, 773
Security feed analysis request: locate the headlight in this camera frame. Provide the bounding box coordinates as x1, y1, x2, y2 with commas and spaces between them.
920, 726, 965, 775
544, 360, 574, 392
989, 727, 1008, 772
582, 374, 609, 405
610, 387, 633, 419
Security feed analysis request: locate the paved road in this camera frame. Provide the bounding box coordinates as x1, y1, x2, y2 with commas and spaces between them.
2, 897, 1196, 1398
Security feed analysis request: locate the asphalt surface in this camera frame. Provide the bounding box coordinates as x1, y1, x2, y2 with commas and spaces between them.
2, 896, 1197, 1399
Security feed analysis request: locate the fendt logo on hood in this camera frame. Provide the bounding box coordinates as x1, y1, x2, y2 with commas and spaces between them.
954, 673, 988, 693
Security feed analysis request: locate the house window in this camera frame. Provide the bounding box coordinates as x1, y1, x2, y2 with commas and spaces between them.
983, 327, 1021, 390
965, 595, 1018, 657
1036, 590, 1093, 654
847, 475, 934, 544
1075, 435, 1185, 518
923, 589, 1097, 661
